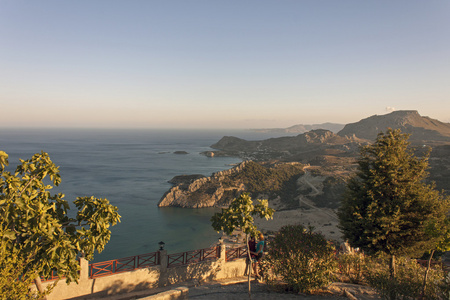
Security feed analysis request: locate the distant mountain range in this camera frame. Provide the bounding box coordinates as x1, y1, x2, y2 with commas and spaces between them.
254, 122, 345, 134
256, 110, 450, 144
162, 110, 450, 210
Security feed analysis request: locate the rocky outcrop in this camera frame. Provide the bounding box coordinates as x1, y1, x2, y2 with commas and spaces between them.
158, 161, 306, 208
158, 162, 250, 208
168, 174, 206, 185
173, 151, 189, 155
159, 111, 450, 210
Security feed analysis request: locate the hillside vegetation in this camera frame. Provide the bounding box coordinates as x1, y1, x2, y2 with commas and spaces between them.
158, 161, 305, 208
160, 111, 450, 211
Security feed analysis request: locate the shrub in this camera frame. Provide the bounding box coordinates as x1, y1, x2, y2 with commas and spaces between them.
337, 252, 367, 284
365, 255, 450, 299
260, 224, 337, 294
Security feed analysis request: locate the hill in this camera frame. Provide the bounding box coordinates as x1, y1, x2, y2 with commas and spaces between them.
159, 111, 450, 231
210, 129, 366, 162
253, 122, 345, 134
158, 161, 306, 209
338, 110, 450, 143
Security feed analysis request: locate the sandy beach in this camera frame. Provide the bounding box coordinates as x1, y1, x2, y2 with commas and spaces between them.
254, 207, 343, 242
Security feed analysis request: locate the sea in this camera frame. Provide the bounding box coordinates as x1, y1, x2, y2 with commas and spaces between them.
0, 128, 290, 262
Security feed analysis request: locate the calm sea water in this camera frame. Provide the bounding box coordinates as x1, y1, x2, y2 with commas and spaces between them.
0, 128, 287, 262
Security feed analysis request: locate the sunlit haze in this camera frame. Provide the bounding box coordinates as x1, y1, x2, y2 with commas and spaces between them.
1, 1, 449, 129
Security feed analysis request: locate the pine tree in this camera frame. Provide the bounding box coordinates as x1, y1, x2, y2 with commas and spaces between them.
338, 129, 449, 279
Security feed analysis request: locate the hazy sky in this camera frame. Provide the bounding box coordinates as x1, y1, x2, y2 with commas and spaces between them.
1, 1, 449, 129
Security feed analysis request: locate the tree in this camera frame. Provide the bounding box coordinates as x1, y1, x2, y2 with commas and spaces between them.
0, 243, 49, 299
0, 151, 121, 296
338, 129, 450, 285
421, 217, 450, 296
211, 193, 274, 298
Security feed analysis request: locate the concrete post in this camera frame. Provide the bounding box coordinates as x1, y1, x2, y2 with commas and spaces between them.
79, 257, 89, 282
159, 250, 168, 273
218, 238, 226, 264
157, 250, 169, 287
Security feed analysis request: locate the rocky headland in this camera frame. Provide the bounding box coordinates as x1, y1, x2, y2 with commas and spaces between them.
158, 110, 450, 241
158, 161, 307, 209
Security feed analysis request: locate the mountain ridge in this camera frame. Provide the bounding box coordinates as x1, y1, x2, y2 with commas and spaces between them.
337, 110, 450, 142
159, 110, 450, 210
254, 122, 345, 134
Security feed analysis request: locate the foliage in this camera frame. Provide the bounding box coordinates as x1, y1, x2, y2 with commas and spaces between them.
0, 242, 53, 299
211, 192, 274, 237
310, 176, 347, 209
260, 224, 337, 294
0, 151, 121, 286
225, 161, 304, 196
211, 193, 274, 298
338, 129, 450, 258
364, 255, 450, 299
336, 252, 367, 284
425, 217, 450, 254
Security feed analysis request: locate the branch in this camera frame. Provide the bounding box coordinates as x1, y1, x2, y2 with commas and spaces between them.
8, 174, 38, 202
61, 223, 88, 229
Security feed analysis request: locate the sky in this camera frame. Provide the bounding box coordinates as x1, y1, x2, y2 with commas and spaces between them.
1, 1, 449, 129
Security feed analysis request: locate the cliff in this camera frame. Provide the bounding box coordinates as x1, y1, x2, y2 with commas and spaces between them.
160, 111, 450, 209
158, 161, 306, 208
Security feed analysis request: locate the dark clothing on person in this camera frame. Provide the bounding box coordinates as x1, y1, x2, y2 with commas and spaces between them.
248, 238, 256, 259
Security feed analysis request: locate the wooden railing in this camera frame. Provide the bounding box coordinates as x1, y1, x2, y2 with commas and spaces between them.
416, 259, 450, 272
225, 245, 248, 261
167, 246, 219, 268
41, 270, 65, 282
43, 244, 246, 281
89, 251, 160, 279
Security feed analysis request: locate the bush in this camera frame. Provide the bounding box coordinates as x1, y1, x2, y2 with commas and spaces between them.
337, 252, 367, 284
365, 255, 450, 299
260, 224, 337, 294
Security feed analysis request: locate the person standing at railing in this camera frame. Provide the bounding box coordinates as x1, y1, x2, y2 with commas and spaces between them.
248, 235, 256, 260
252, 233, 265, 279
245, 235, 257, 276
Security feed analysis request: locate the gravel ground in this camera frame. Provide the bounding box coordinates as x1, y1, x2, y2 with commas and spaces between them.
187, 277, 381, 300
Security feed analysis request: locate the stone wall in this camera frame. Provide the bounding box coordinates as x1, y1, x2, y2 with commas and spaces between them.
41, 241, 248, 300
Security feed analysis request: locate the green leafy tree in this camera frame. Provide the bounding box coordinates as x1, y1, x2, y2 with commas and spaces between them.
211, 193, 274, 298
0, 242, 51, 299
338, 129, 450, 294
421, 217, 450, 296
0, 151, 121, 296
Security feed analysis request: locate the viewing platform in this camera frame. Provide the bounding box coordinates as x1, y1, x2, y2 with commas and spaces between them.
40, 239, 250, 300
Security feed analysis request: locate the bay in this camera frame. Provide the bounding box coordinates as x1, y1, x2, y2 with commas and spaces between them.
0, 128, 286, 262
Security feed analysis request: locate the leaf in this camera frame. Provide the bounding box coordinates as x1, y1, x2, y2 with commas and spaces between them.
2, 230, 16, 240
